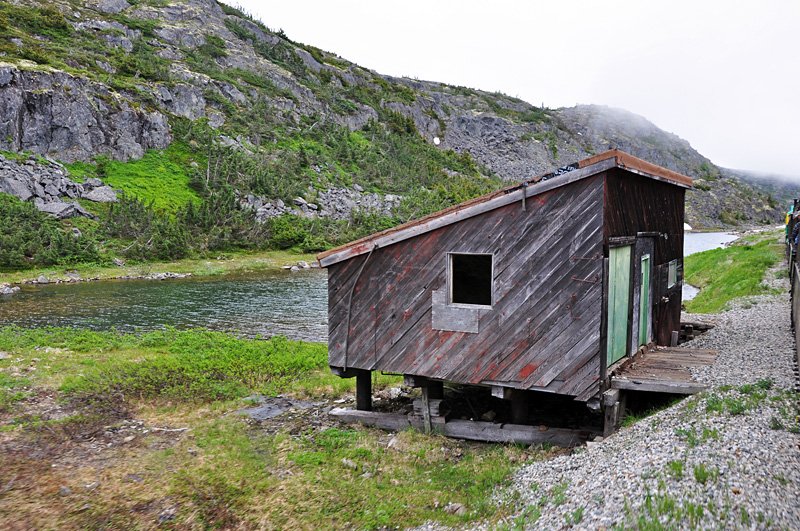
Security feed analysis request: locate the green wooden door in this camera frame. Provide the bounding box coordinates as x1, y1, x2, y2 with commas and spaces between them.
607, 245, 632, 366
639, 254, 651, 346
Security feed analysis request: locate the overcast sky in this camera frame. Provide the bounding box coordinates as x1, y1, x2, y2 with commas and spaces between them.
227, 1, 799, 178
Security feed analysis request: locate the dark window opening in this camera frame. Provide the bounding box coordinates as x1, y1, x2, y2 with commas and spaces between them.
450, 253, 492, 306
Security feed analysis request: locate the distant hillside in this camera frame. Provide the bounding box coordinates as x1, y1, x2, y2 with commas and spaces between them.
0, 0, 790, 265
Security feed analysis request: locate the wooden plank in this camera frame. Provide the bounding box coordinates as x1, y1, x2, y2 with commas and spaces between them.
329, 408, 593, 447
330, 173, 607, 400
377, 182, 599, 380
449, 191, 604, 384
611, 378, 707, 394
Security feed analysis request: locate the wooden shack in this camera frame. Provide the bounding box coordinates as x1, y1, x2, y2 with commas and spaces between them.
318, 149, 693, 437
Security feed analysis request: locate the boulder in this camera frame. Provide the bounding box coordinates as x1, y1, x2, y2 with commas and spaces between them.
0, 177, 32, 201
83, 177, 103, 190
37, 201, 93, 220
83, 186, 117, 203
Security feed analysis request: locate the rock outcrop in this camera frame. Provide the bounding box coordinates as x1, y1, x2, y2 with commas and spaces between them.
0, 65, 170, 163
0, 154, 117, 219
242, 187, 402, 222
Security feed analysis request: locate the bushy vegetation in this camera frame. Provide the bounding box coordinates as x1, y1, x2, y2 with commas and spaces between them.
0, 193, 99, 268
53, 327, 327, 402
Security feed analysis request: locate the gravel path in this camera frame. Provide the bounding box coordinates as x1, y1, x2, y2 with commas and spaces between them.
415, 270, 800, 531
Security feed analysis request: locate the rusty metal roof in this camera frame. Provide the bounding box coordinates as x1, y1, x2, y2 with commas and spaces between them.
317, 149, 692, 267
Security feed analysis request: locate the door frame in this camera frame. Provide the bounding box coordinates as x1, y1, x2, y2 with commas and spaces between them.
606, 243, 633, 367
638, 253, 652, 346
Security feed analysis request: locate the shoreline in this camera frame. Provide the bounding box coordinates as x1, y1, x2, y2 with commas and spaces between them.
0, 249, 318, 287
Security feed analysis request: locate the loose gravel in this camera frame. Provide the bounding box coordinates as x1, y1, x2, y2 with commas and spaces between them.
413, 268, 800, 531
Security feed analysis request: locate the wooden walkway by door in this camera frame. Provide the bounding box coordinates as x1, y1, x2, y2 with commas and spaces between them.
611, 347, 717, 394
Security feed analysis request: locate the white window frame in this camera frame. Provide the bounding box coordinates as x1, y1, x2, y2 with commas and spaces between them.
668, 259, 677, 288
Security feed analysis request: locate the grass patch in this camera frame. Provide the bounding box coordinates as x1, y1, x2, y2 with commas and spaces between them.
0, 326, 531, 530
666, 459, 684, 479
79, 145, 200, 213
48, 328, 328, 402
683, 231, 782, 313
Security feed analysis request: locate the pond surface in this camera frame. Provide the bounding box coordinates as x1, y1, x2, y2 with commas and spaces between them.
683, 231, 739, 257
0, 269, 328, 343
0, 232, 739, 338
682, 231, 739, 300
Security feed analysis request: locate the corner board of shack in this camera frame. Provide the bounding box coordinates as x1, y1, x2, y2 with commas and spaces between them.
317, 149, 719, 446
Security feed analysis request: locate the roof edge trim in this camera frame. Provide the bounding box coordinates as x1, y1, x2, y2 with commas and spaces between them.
318, 158, 616, 267
317, 149, 692, 267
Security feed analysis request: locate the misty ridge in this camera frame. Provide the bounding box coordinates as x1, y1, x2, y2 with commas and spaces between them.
0, 0, 797, 230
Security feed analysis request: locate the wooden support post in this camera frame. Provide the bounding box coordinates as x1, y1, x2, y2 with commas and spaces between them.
602, 388, 624, 438
421, 386, 432, 434
603, 403, 619, 438
356, 369, 372, 411
511, 390, 529, 425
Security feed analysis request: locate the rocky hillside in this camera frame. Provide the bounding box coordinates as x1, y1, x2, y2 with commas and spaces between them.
0, 0, 792, 233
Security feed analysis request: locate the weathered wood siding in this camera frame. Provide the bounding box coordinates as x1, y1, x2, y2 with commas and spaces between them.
328, 174, 606, 400
603, 168, 685, 346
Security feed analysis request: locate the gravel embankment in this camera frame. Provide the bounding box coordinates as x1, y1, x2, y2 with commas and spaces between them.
415, 270, 800, 531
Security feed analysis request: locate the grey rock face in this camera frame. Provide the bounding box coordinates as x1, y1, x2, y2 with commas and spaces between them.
87, 0, 131, 14
0, 67, 170, 163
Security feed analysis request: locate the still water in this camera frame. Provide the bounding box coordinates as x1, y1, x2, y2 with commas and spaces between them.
683, 232, 739, 257
0, 269, 328, 343
0, 232, 737, 339
682, 231, 739, 300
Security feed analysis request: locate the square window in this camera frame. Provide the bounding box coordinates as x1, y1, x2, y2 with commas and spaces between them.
668, 259, 677, 288
449, 253, 493, 306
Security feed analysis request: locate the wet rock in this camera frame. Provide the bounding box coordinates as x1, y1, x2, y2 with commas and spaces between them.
234, 395, 317, 420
